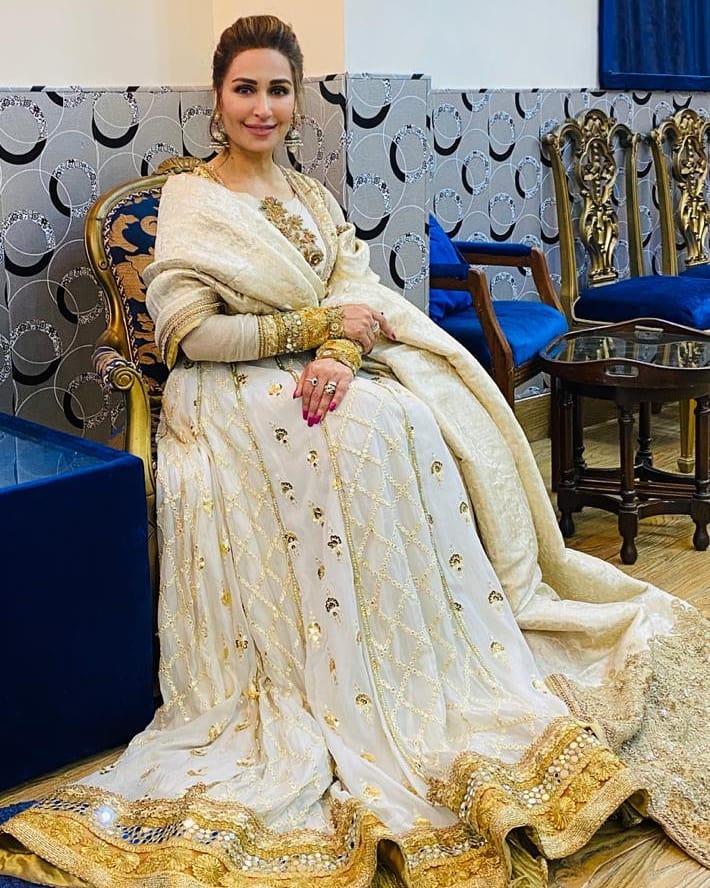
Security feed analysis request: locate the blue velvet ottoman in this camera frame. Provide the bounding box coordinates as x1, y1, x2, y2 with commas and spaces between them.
0, 412, 154, 792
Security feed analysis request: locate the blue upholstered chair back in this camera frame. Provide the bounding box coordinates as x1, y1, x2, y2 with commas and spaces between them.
102, 189, 167, 397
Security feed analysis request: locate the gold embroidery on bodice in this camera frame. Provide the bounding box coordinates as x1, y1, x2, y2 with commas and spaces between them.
259, 195, 325, 268
192, 163, 325, 269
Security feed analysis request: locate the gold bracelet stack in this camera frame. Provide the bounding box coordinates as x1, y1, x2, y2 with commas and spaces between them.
315, 338, 363, 375
257, 307, 345, 358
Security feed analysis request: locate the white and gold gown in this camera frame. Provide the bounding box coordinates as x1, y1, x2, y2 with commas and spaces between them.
0, 167, 707, 887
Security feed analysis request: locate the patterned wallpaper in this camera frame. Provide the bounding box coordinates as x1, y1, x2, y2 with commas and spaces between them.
1, 78, 708, 440
429, 88, 710, 302
345, 75, 430, 311
0, 87, 214, 439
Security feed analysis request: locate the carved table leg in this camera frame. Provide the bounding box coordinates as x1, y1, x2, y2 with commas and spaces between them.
636, 401, 653, 467
678, 399, 696, 474
558, 386, 576, 538
617, 405, 638, 564
692, 395, 710, 551
572, 393, 586, 474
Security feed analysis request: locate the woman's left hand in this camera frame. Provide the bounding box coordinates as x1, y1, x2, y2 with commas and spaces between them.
294, 358, 354, 425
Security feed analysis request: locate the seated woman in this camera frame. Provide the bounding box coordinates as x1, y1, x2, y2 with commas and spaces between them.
1, 15, 707, 888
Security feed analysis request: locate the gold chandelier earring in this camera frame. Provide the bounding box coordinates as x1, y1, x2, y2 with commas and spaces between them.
284, 114, 303, 150
209, 111, 228, 150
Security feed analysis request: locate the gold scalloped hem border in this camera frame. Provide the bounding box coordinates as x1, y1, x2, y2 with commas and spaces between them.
0, 717, 664, 887
1, 812, 385, 888
546, 647, 710, 869
0, 815, 517, 888
487, 772, 648, 861
428, 717, 653, 863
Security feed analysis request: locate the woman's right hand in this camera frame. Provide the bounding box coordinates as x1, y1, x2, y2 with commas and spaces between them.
340, 304, 397, 353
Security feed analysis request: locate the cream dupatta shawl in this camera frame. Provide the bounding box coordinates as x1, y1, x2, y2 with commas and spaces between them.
1, 168, 707, 888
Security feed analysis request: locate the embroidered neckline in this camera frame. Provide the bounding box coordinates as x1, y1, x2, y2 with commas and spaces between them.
192, 163, 326, 271
258, 195, 325, 269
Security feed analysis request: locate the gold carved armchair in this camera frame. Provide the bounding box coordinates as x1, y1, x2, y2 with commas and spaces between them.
85, 157, 201, 599
543, 109, 710, 471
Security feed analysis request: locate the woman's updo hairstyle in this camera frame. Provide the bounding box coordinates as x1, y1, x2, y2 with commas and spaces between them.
210, 15, 304, 144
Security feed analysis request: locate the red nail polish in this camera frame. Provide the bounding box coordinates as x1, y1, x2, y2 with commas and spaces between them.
307, 416, 315, 427
314, 415, 321, 424
329, 402, 336, 411
303, 410, 308, 420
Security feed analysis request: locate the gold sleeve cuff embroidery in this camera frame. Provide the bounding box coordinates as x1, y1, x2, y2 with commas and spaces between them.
315, 338, 363, 376
159, 299, 223, 369
256, 307, 344, 358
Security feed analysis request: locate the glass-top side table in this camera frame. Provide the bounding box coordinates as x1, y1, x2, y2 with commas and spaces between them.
539, 319, 710, 564
0, 412, 108, 488
542, 322, 710, 376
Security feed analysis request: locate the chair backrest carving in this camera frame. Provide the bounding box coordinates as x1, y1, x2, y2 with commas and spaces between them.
544, 109, 642, 319
650, 108, 710, 273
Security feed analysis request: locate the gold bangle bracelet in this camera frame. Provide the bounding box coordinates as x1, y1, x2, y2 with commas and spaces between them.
315, 338, 363, 375
257, 307, 345, 358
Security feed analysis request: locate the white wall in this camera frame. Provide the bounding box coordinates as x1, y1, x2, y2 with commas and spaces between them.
0, 0, 215, 86
0, 0, 598, 89
211, 0, 345, 78
344, 0, 599, 89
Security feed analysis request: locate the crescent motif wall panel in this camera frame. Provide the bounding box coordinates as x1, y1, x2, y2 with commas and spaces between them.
2, 81, 709, 440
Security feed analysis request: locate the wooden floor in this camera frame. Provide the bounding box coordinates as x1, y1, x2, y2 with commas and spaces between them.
2, 410, 708, 886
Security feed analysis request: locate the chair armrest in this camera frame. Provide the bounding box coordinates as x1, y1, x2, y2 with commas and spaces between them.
93, 344, 142, 389
453, 240, 532, 259
429, 267, 516, 402
452, 243, 564, 316
430, 260, 469, 280
92, 344, 156, 503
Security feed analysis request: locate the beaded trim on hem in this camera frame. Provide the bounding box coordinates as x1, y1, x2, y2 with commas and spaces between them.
0, 716, 653, 888
545, 604, 710, 868
428, 718, 649, 861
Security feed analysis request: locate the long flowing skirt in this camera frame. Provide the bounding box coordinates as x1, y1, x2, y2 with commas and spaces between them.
0, 358, 700, 887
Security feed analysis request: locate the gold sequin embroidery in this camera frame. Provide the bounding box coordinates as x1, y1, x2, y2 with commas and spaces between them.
260, 196, 325, 267
307, 622, 322, 646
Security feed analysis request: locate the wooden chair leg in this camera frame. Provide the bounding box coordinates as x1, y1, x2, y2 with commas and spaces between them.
678, 399, 696, 474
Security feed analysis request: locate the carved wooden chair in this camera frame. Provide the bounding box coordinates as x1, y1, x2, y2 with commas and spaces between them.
543, 109, 710, 471
85, 157, 201, 637
428, 214, 568, 407
650, 108, 710, 280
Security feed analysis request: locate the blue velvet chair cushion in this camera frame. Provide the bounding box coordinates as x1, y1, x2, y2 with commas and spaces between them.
438, 301, 568, 369
577, 275, 710, 329
680, 263, 710, 280
428, 214, 472, 322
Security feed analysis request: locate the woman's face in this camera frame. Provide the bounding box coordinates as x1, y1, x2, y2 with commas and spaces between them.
217, 48, 296, 157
